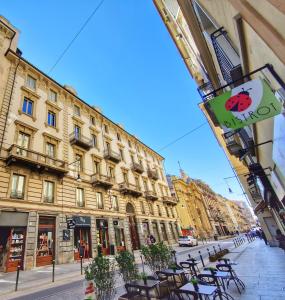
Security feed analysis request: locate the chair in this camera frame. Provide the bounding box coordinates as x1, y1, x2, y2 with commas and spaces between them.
180, 262, 198, 278
156, 270, 187, 290
172, 289, 198, 300
216, 263, 245, 294
124, 284, 142, 300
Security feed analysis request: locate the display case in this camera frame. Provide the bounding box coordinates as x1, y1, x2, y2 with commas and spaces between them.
6, 228, 26, 272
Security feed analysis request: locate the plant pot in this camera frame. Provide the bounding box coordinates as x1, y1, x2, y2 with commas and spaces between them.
83, 280, 96, 300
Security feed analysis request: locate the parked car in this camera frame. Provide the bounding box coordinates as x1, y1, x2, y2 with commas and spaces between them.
178, 236, 198, 247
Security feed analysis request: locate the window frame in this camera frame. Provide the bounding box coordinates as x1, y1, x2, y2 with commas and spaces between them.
76, 187, 85, 207
43, 180, 55, 203
49, 89, 57, 102
22, 97, 34, 116
47, 110, 56, 127
26, 74, 37, 90
10, 174, 25, 199
74, 104, 81, 116
96, 192, 104, 209
111, 195, 119, 211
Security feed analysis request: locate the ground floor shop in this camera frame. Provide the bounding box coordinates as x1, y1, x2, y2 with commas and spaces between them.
0, 209, 179, 272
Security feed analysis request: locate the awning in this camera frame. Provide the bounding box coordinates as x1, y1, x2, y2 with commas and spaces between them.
254, 201, 267, 214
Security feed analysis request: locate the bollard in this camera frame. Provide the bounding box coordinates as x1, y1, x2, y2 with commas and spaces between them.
199, 251, 205, 267
213, 245, 217, 254
207, 248, 211, 258
52, 259, 55, 282
80, 256, 83, 275
15, 263, 20, 291
218, 244, 222, 252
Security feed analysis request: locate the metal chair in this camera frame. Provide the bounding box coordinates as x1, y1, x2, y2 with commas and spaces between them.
180, 261, 199, 278
124, 283, 142, 300
172, 289, 198, 300
216, 263, 245, 294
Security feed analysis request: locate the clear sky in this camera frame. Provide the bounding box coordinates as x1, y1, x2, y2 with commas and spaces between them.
1, 0, 247, 202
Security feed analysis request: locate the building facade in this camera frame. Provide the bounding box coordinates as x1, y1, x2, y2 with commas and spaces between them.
154, 0, 285, 244
0, 16, 180, 272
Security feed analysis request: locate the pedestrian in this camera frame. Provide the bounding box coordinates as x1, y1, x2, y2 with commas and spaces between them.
146, 235, 151, 245
260, 229, 268, 245
149, 234, 156, 244
276, 229, 285, 251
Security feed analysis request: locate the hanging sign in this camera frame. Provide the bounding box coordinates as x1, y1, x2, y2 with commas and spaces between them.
209, 79, 282, 130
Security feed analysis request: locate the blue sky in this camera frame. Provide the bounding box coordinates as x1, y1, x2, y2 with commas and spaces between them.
1, 0, 246, 202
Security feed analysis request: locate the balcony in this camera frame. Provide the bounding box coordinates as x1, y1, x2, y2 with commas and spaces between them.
104, 150, 121, 163
162, 195, 177, 205
131, 162, 144, 174
145, 191, 158, 201
119, 182, 142, 198
147, 169, 159, 180
69, 132, 92, 150
6, 145, 67, 175
91, 173, 114, 189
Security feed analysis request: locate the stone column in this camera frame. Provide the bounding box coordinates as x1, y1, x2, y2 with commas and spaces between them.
57, 213, 73, 264
164, 221, 173, 244
108, 217, 116, 255
123, 217, 132, 252
136, 218, 145, 247
91, 215, 98, 257
171, 222, 178, 241
148, 219, 154, 236
156, 220, 163, 242
25, 211, 38, 270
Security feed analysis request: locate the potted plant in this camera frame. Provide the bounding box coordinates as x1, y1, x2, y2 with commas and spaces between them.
208, 266, 217, 275
190, 278, 199, 291
84, 266, 96, 300
168, 262, 178, 273
88, 256, 116, 300
115, 250, 139, 284
139, 272, 148, 284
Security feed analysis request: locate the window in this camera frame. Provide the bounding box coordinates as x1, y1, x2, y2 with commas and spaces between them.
90, 116, 96, 126
104, 124, 109, 133
96, 192, 104, 209
49, 90, 57, 102
22, 97, 33, 116
149, 203, 154, 215
140, 201, 145, 214
135, 176, 140, 190
112, 195, 119, 211
117, 133, 121, 141
109, 166, 115, 179
75, 154, 83, 172
143, 180, 148, 191
165, 206, 170, 218
74, 125, 81, 139
11, 174, 25, 199
128, 140, 131, 148
144, 150, 147, 157
105, 141, 111, 152
92, 134, 97, 147
123, 172, 128, 183
17, 132, 30, 156
152, 182, 156, 194
74, 105, 80, 116
47, 111, 56, 127
27, 75, 36, 90
94, 161, 100, 174
157, 205, 161, 216
119, 149, 124, 161
76, 188, 84, 207
46, 142, 55, 158
159, 185, 164, 196
44, 181, 54, 203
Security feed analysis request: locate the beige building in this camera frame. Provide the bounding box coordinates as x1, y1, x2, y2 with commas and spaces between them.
154, 0, 285, 245
0, 16, 180, 272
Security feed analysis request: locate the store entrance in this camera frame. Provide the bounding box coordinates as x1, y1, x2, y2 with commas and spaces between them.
74, 227, 92, 260
96, 219, 110, 256
0, 227, 26, 272
126, 203, 140, 250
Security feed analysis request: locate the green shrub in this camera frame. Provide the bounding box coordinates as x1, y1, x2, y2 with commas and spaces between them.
115, 250, 139, 283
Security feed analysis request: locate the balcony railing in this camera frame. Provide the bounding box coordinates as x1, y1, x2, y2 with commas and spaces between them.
131, 162, 144, 174
69, 132, 92, 150
91, 173, 114, 189
162, 195, 177, 205
119, 182, 142, 198
147, 169, 159, 180
6, 145, 67, 175
104, 150, 121, 163
145, 191, 158, 201
10, 190, 24, 199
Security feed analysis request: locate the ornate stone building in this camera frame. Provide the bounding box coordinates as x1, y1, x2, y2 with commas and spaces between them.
0, 16, 179, 272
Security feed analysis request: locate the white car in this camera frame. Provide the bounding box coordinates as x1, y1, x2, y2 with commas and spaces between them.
178, 236, 198, 247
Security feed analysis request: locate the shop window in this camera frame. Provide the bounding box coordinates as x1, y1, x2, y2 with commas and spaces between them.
112, 195, 119, 211
114, 226, 125, 250
76, 188, 85, 207
22, 97, 33, 116
96, 192, 104, 209
36, 216, 55, 267
92, 134, 97, 147
11, 174, 25, 199
74, 105, 80, 116
46, 142, 55, 158
47, 111, 56, 127
26, 75, 36, 90
43, 181, 54, 203
49, 90, 57, 102
96, 219, 109, 255
140, 201, 145, 214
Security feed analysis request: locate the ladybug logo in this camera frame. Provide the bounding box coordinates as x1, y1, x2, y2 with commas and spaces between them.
225, 88, 252, 112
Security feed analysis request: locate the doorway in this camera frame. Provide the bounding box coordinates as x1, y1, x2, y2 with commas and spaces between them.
96, 219, 110, 255
126, 203, 140, 250
74, 227, 92, 260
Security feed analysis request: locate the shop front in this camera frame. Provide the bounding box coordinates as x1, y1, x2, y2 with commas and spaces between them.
113, 220, 126, 252
36, 216, 55, 267
96, 219, 109, 256
0, 212, 28, 272
73, 216, 92, 260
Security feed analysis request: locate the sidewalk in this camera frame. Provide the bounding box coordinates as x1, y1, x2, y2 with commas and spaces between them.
223, 239, 285, 300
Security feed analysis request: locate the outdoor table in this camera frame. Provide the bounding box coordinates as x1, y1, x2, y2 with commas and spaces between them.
180, 282, 217, 300
202, 270, 230, 291
127, 279, 160, 300
161, 268, 186, 288
180, 261, 199, 276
